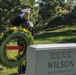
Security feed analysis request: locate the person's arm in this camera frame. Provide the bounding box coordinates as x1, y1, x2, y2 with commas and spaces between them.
11, 16, 22, 26
11, 13, 25, 26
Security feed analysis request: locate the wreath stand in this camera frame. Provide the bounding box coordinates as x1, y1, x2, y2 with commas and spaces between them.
7, 46, 26, 74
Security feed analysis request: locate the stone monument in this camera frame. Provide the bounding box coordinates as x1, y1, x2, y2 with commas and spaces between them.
26, 43, 76, 75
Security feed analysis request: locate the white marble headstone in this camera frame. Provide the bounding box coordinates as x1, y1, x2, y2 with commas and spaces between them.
26, 43, 76, 75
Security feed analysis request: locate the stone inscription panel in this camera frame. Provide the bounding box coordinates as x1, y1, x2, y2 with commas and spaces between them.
47, 50, 76, 75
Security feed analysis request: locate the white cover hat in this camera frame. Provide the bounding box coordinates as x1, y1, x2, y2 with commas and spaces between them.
21, 8, 31, 14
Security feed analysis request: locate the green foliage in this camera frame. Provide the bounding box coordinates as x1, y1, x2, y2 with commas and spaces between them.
34, 0, 76, 32
34, 0, 65, 32
46, 5, 76, 28
0, 0, 76, 33
38, 0, 62, 21
62, 13, 76, 25
0, 0, 35, 32
0, 26, 34, 45
59, 0, 74, 11
0, 0, 21, 32
48, 15, 63, 27
71, 5, 76, 15
64, 3, 73, 10
48, 12, 76, 28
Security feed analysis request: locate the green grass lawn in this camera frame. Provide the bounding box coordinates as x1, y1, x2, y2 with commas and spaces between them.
34, 26, 76, 44
0, 26, 76, 75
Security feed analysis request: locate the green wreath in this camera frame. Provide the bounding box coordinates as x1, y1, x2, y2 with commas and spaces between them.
0, 26, 34, 68
0, 26, 34, 45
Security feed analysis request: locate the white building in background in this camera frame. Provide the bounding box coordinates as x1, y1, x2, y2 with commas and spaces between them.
66, 0, 76, 6
73, 0, 76, 6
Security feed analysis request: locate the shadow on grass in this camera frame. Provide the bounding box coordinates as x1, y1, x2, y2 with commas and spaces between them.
34, 30, 76, 43
60, 38, 76, 43
9, 73, 19, 75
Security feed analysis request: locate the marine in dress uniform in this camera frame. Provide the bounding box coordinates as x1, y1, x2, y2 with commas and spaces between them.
11, 8, 34, 74
11, 8, 34, 35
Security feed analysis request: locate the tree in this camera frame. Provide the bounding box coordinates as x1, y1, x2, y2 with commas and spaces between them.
32, 0, 63, 32
67, 0, 74, 3
36, 0, 62, 27
0, 0, 21, 32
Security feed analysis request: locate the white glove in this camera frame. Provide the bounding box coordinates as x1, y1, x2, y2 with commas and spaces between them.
19, 13, 25, 18
28, 21, 33, 27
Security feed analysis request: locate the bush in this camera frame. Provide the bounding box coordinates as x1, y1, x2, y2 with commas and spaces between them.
48, 12, 76, 28
48, 15, 64, 27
